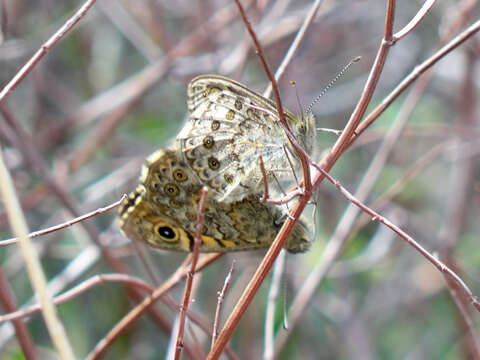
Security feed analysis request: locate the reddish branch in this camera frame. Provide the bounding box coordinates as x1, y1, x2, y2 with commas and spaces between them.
0, 195, 126, 246
350, 19, 480, 143
208, 1, 480, 359
174, 187, 209, 360
85, 253, 222, 360
310, 161, 480, 311
0, 274, 153, 323
0, 269, 36, 359
233, 0, 312, 194
212, 261, 235, 348
207, 0, 396, 358
0, 0, 97, 103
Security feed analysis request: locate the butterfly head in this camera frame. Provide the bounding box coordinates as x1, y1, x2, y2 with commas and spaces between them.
290, 111, 316, 155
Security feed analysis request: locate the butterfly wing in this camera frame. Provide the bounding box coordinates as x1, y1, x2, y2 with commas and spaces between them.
178, 75, 316, 203
119, 147, 311, 252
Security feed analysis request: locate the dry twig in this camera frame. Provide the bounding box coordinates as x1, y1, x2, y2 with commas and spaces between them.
174, 186, 209, 360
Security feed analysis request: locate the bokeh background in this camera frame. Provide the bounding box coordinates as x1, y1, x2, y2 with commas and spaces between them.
0, 0, 479, 359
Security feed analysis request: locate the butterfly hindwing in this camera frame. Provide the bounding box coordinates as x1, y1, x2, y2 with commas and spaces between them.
119, 147, 311, 252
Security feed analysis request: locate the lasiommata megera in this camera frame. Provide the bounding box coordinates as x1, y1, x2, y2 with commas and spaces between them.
119, 75, 315, 252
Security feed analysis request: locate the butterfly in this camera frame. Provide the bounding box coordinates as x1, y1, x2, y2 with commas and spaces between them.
119, 75, 315, 252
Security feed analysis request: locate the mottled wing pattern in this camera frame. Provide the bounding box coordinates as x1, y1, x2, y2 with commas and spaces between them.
178, 75, 316, 203
119, 147, 311, 252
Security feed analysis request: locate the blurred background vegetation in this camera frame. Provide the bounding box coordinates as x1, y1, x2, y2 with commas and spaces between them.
0, 0, 479, 359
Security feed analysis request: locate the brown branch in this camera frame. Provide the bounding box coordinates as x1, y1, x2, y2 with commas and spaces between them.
0, 0, 97, 103
86, 253, 222, 360
439, 49, 480, 359
0, 195, 126, 246
207, 0, 326, 355
212, 261, 235, 349
263, 250, 286, 360
0, 274, 153, 323
311, 161, 480, 312
351, 18, 480, 144
233, 0, 312, 193
0, 268, 36, 359
273, 6, 480, 347
174, 186, 208, 360
1, 95, 172, 343
0, 146, 75, 359
392, 0, 438, 42
208, 2, 397, 358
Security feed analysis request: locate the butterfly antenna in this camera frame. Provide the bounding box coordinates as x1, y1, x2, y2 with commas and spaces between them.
306, 56, 361, 114
289, 80, 305, 120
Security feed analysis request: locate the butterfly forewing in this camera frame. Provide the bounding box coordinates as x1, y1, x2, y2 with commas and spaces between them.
179, 75, 315, 203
